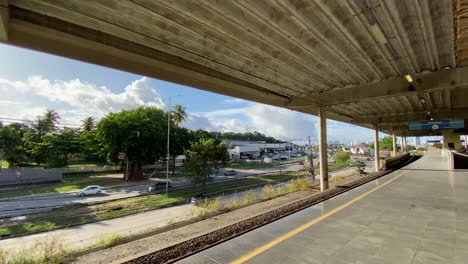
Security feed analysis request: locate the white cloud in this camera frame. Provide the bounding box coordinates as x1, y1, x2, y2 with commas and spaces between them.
194, 107, 249, 118
190, 103, 315, 141
0, 76, 164, 126
0, 100, 31, 106
223, 98, 247, 104
181, 114, 218, 131
26, 76, 164, 113
193, 103, 374, 144
0, 75, 374, 143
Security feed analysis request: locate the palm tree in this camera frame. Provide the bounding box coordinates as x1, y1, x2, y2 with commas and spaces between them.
169, 105, 187, 175
34, 109, 60, 134
81, 116, 95, 131
44, 109, 60, 125
172, 105, 187, 127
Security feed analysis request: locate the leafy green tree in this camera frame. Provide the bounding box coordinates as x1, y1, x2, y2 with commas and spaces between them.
23, 110, 61, 164
41, 128, 81, 167
185, 138, 229, 193
96, 107, 167, 181
334, 151, 351, 165
369, 136, 395, 151
380, 136, 393, 150
0, 124, 26, 167
79, 130, 101, 161
81, 116, 95, 131
190, 129, 214, 141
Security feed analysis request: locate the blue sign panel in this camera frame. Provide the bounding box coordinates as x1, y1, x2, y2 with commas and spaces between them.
408, 120, 464, 131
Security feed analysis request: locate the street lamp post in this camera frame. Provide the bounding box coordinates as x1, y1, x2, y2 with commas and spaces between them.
166, 97, 171, 196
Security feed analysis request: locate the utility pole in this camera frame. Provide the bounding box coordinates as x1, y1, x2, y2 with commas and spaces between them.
308, 136, 315, 182
166, 97, 171, 196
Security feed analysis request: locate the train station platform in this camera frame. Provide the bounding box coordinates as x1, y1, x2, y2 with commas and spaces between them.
177, 152, 468, 264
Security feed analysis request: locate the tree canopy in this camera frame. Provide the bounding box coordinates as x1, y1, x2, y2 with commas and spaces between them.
369, 136, 395, 151
0, 124, 26, 167
96, 107, 167, 180
185, 138, 229, 192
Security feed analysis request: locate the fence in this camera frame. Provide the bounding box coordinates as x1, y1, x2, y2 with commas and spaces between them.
62, 165, 121, 175
0, 167, 63, 186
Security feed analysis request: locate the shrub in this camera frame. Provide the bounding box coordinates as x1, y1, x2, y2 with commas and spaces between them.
190, 178, 311, 217
94, 234, 123, 249
3, 235, 69, 264
334, 151, 351, 165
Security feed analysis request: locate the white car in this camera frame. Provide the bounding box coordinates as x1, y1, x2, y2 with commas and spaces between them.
76, 185, 102, 197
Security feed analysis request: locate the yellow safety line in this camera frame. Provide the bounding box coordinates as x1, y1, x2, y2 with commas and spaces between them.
231, 170, 409, 264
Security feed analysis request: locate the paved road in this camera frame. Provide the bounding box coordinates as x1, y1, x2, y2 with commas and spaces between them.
0, 164, 302, 219
0, 158, 374, 219
0, 159, 376, 252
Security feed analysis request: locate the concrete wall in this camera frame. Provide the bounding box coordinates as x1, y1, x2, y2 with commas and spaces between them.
62, 165, 121, 175
442, 130, 462, 150
0, 167, 62, 186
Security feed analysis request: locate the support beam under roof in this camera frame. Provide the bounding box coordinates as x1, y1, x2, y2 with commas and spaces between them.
0, 0, 8, 41
288, 67, 468, 107
354, 108, 468, 124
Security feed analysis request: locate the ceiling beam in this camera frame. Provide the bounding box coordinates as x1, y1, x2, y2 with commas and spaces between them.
285, 97, 317, 109
354, 108, 468, 124
288, 67, 468, 107
0, 0, 8, 41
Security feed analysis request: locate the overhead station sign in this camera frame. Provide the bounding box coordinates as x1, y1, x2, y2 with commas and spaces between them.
408, 120, 465, 131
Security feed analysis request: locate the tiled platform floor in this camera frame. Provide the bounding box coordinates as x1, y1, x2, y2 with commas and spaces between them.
178, 152, 468, 264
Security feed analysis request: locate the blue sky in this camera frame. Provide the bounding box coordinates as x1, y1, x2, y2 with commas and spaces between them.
0, 43, 387, 144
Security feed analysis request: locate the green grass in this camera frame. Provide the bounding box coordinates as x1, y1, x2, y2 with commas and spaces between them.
0, 160, 8, 168
66, 160, 108, 168
92, 234, 124, 249
226, 161, 274, 169
0, 172, 305, 236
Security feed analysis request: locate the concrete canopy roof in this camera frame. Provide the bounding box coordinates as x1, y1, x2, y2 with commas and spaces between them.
1, 0, 468, 136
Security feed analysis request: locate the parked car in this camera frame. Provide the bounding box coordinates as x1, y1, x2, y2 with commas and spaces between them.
76, 185, 102, 197
297, 161, 304, 165
191, 193, 208, 205
224, 170, 237, 176
148, 182, 172, 192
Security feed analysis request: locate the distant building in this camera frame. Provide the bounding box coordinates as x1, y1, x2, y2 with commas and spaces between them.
415, 137, 421, 147
226, 140, 289, 159
350, 144, 369, 156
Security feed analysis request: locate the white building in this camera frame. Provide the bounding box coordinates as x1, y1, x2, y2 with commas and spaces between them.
226, 140, 288, 159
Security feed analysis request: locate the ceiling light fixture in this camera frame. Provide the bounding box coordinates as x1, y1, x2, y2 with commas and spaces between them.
420, 97, 426, 104
404, 74, 413, 83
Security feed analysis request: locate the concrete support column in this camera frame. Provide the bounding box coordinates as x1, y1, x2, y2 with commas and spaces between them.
392, 133, 397, 157
374, 125, 380, 172
442, 129, 462, 150
318, 105, 328, 191
403, 137, 407, 153
401, 136, 406, 153
465, 135, 468, 148
0, 0, 8, 41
